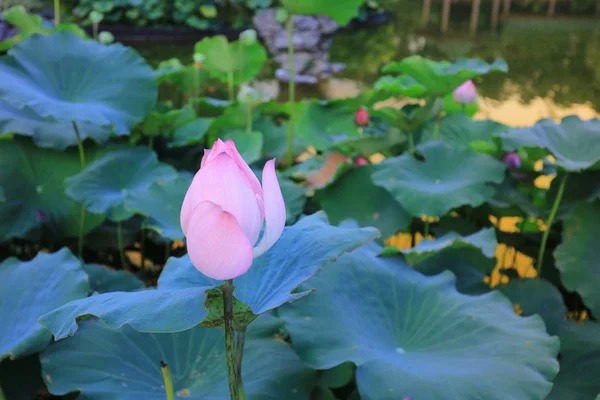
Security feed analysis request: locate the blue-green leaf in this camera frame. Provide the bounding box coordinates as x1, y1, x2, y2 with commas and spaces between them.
66, 146, 178, 222
372, 141, 506, 217
0, 31, 157, 135
500, 116, 600, 172
0, 249, 89, 360
279, 241, 559, 400
82, 264, 145, 294
40, 319, 315, 399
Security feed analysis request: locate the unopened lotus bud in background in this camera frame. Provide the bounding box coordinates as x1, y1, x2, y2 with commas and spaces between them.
98, 31, 114, 45
237, 83, 267, 105
453, 80, 477, 105
240, 29, 258, 45
502, 152, 521, 170
89, 10, 104, 24
180, 139, 286, 280
355, 157, 368, 167
193, 53, 206, 69
355, 108, 370, 127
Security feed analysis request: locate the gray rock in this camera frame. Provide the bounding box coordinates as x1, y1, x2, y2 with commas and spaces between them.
252, 8, 344, 84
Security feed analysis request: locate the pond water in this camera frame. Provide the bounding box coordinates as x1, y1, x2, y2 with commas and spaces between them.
131, 1, 600, 127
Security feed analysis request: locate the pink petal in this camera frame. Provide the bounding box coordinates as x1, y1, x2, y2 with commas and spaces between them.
180, 153, 263, 246
200, 149, 211, 168
186, 201, 254, 280
253, 159, 286, 257
224, 139, 263, 198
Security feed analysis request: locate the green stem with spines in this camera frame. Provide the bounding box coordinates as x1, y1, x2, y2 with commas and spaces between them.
223, 279, 241, 400
160, 361, 175, 400
536, 174, 568, 275
72, 121, 87, 258
286, 15, 296, 166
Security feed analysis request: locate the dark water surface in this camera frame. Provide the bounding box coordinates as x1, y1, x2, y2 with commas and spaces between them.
132, 1, 600, 126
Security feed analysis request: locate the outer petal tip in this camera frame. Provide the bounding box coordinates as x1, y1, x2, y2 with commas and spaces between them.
253, 159, 286, 258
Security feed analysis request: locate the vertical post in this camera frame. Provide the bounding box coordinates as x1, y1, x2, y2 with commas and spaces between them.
502, 0, 511, 19
548, 0, 556, 16
422, 0, 432, 26
470, 0, 481, 36
491, 0, 501, 31
441, 0, 451, 33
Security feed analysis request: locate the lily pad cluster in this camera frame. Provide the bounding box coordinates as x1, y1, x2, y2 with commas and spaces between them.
0, 15, 599, 400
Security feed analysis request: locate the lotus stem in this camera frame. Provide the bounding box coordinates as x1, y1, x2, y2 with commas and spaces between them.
536, 174, 568, 275
432, 113, 441, 140
423, 220, 430, 239
228, 71, 235, 101
72, 121, 87, 258
286, 15, 296, 167
148, 136, 154, 149
223, 279, 241, 400
165, 240, 171, 263
140, 228, 146, 270
54, 0, 60, 25
117, 221, 128, 270
246, 105, 253, 134
236, 329, 247, 400
93, 23, 98, 41
160, 361, 175, 400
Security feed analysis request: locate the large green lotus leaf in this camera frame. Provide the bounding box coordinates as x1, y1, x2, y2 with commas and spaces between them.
293, 100, 361, 151
40, 318, 315, 400
255, 117, 289, 159
488, 176, 541, 218
194, 36, 267, 85
0, 31, 156, 134
382, 56, 508, 96
555, 201, 600, 315
420, 113, 508, 150
0, 99, 115, 149
0, 354, 43, 399
280, 0, 364, 25
40, 213, 379, 338
404, 227, 496, 262
0, 187, 4, 203
497, 278, 566, 336
82, 264, 145, 294
278, 241, 560, 400
547, 321, 600, 400
159, 213, 379, 315
316, 166, 411, 239
500, 116, 600, 172
170, 117, 215, 148
0, 138, 104, 241
141, 105, 195, 138
372, 141, 506, 217
0, 249, 89, 360
373, 75, 427, 99
547, 170, 600, 220
66, 146, 178, 222
125, 174, 192, 241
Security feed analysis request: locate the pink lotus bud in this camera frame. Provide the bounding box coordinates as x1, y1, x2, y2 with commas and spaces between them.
355, 108, 370, 127
355, 156, 368, 167
453, 80, 477, 105
502, 152, 521, 170
180, 139, 286, 280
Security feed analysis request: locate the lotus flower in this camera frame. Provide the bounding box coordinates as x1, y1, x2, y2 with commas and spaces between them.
355, 108, 370, 127
180, 139, 286, 280
502, 152, 521, 170
355, 156, 368, 167
453, 80, 477, 105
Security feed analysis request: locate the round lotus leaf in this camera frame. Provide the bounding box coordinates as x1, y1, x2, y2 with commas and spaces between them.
40, 318, 314, 399
82, 264, 145, 294
279, 241, 560, 400
66, 146, 178, 222
497, 278, 566, 336
0, 31, 157, 135
39, 214, 379, 338
420, 113, 508, 149
382, 56, 508, 96
317, 166, 411, 239
0, 99, 113, 150
500, 116, 600, 172
0, 249, 89, 360
372, 141, 506, 217
280, 0, 363, 24
547, 321, 600, 399
0, 138, 104, 241
555, 201, 600, 316
124, 174, 192, 241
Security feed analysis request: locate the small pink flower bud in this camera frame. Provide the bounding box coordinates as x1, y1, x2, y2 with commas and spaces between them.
453, 80, 477, 105
502, 152, 521, 170
355, 157, 368, 167
355, 108, 370, 127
